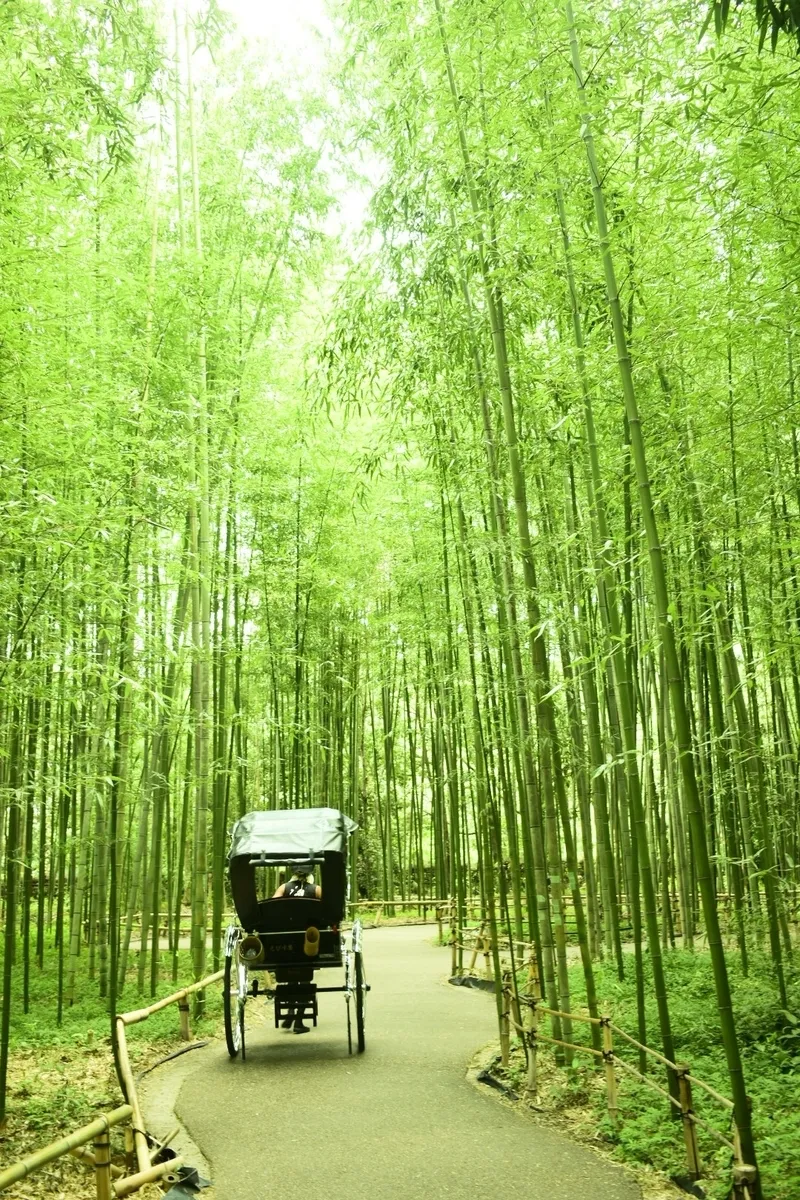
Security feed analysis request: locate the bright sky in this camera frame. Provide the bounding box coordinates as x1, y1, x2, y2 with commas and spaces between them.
220, 0, 334, 70
191, 0, 378, 247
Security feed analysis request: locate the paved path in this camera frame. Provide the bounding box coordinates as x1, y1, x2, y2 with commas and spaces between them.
169, 925, 639, 1199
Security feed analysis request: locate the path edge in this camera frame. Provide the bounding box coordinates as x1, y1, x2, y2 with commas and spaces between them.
465, 1039, 684, 1200
138, 1039, 216, 1192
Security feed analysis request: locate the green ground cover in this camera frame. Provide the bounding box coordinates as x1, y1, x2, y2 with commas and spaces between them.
503, 949, 800, 1200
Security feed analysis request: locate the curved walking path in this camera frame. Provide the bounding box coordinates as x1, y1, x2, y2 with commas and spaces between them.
153, 926, 640, 1199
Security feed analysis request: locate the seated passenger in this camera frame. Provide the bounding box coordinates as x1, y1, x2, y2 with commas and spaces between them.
272, 865, 320, 1035
273, 866, 321, 900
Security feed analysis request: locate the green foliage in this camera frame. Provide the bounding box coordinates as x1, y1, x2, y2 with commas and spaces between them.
561, 949, 800, 1198
20, 1082, 97, 1133
0, 0, 160, 175
712, 0, 800, 53
0, 941, 222, 1053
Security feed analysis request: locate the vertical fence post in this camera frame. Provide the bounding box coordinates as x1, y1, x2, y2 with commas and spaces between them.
123, 1125, 135, 1174
93, 1129, 112, 1200
500, 970, 511, 1068
510, 975, 522, 1036
675, 1065, 701, 1179
468, 921, 485, 975
525, 952, 539, 1096
178, 999, 191, 1041
482, 930, 493, 980
732, 1122, 758, 1200
449, 899, 457, 977
600, 1017, 618, 1128
437, 905, 443, 946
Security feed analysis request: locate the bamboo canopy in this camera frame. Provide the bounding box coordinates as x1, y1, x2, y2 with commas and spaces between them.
2, 1, 800, 1197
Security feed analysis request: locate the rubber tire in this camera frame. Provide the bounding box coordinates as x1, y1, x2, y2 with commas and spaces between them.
346, 981, 353, 1056
224, 952, 242, 1058
355, 950, 366, 1054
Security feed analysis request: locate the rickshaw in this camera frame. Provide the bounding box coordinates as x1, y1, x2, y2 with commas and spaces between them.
222, 806, 367, 1058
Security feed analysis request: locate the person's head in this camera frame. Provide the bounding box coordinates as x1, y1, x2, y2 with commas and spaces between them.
293, 864, 314, 884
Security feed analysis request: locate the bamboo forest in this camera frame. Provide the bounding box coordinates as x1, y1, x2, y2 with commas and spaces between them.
1, 0, 799, 1197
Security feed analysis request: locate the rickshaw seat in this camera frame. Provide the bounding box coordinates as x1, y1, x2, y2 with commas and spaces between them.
254, 896, 332, 934
230, 845, 347, 931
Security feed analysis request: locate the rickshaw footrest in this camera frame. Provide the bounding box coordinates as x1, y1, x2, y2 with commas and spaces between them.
274, 994, 319, 1028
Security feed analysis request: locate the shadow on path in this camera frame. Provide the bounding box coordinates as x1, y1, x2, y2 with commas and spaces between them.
154, 925, 639, 1200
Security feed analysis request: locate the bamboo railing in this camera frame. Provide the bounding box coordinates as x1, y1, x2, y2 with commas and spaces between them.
0, 968, 224, 1197
347, 897, 454, 932
116, 968, 224, 1175
445, 902, 758, 1200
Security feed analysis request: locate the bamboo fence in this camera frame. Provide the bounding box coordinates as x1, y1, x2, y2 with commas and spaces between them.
446, 902, 758, 1200
0, 968, 223, 1197
3, 902, 762, 1200
346, 897, 454, 932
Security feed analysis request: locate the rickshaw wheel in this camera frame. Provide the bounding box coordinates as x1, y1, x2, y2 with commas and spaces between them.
345, 947, 353, 1055
224, 929, 246, 1059
355, 950, 366, 1053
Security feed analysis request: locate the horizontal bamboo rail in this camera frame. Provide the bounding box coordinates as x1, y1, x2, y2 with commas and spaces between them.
116, 969, 224, 1173
0, 1106, 132, 1193
119, 970, 224, 1026
1, 967, 224, 1197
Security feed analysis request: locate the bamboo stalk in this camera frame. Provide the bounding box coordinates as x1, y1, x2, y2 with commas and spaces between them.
93, 1130, 112, 1200
524, 955, 539, 1096
609, 1024, 680, 1069
612, 1053, 681, 1109
676, 1065, 702, 1179
178, 1000, 191, 1041
152, 1126, 180, 1161
482, 934, 493, 982
124, 1128, 135, 1175
686, 1074, 735, 1110
601, 1019, 618, 1127
499, 970, 511, 1068
533, 1032, 604, 1058
467, 921, 486, 974
535, 1004, 602, 1027
688, 1112, 737, 1152
564, 1, 759, 1182
114, 1021, 150, 1174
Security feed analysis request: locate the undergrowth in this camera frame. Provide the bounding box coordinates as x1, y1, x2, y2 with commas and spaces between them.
501, 948, 800, 1200
0, 940, 223, 1199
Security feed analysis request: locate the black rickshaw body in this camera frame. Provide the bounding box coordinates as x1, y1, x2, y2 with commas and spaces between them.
228, 806, 356, 972
222, 806, 366, 1057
